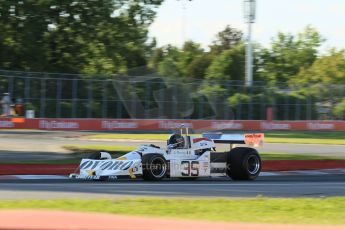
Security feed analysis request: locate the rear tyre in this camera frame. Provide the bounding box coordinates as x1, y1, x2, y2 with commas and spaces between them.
88, 151, 111, 160
142, 154, 168, 181
226, 147, 261, 181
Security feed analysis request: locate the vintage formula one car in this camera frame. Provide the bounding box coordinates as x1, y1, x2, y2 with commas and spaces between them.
70, 127, 264, 181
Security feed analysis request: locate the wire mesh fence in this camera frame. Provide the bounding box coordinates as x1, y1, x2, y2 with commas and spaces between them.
0, 70, 344, 120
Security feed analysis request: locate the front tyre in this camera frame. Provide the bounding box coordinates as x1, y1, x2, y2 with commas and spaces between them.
226, 147, 261, 180
142, 154, 168, 181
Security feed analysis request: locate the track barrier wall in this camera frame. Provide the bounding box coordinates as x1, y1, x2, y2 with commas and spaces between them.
1, 118, 345, 131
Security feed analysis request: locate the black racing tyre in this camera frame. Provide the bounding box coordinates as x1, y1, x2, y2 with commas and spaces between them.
226, 147, 261, 181
88, 152, 102, 159
142, 154, 168, 181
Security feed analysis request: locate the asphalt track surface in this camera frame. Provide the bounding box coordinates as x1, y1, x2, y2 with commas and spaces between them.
0, 174, 345, 199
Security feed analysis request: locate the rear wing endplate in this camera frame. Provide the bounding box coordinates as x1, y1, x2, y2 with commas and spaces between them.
203, 133, 264, 147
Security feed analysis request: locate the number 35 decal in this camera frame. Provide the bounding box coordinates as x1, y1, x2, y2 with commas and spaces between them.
181, 161, 199, 177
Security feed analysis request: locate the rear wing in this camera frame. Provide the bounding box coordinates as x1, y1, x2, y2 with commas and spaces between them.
203, 133, 264, 147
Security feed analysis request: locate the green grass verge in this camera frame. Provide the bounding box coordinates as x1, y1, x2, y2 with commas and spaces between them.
0, 198, 345, 224
261, 131, 345, 145
82, 131, 345, 145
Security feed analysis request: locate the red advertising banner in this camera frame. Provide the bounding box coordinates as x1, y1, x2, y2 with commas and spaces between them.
1, 118, 345, 131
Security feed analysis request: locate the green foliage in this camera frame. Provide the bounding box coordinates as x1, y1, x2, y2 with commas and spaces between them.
227, 93, 250, 107
198, 83, 227, 99
152, 41, 207, 81
290, 50, 345, 85
178, 41, 204, 77
150, 25, 243, 82
333, 98, 345, 119
25, 102, 36, 111
209, 25, 243, 54
273, 91, 316, 120
206, 44, 245, 81
157, 56, 180, 78
1, 8, 344, 121
185, 54, 212, 80
148, 47, 164, 70
154, 45, 180, 78
288, 50, 345, 119
258, 26, 324, 84
0, 0, 163, 74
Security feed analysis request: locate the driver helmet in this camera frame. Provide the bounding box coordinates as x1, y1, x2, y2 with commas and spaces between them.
167, 133, 185, 149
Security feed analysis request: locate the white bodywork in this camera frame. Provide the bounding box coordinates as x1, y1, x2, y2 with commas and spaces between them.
70, 132, 263, 180
73, 151, 143, 180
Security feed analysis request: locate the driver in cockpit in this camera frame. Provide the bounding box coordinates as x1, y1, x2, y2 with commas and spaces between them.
167, 133, 185, 149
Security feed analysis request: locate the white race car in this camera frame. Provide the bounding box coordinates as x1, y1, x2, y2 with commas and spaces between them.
70, 127, 264, 181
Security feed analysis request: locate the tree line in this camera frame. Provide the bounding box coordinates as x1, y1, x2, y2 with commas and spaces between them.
0, 1, 344, 119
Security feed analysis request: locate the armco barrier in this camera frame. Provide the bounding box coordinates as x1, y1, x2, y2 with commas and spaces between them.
1, 118, 345, 131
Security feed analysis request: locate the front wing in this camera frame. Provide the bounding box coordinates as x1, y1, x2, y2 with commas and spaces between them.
70, 158, 142, 180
